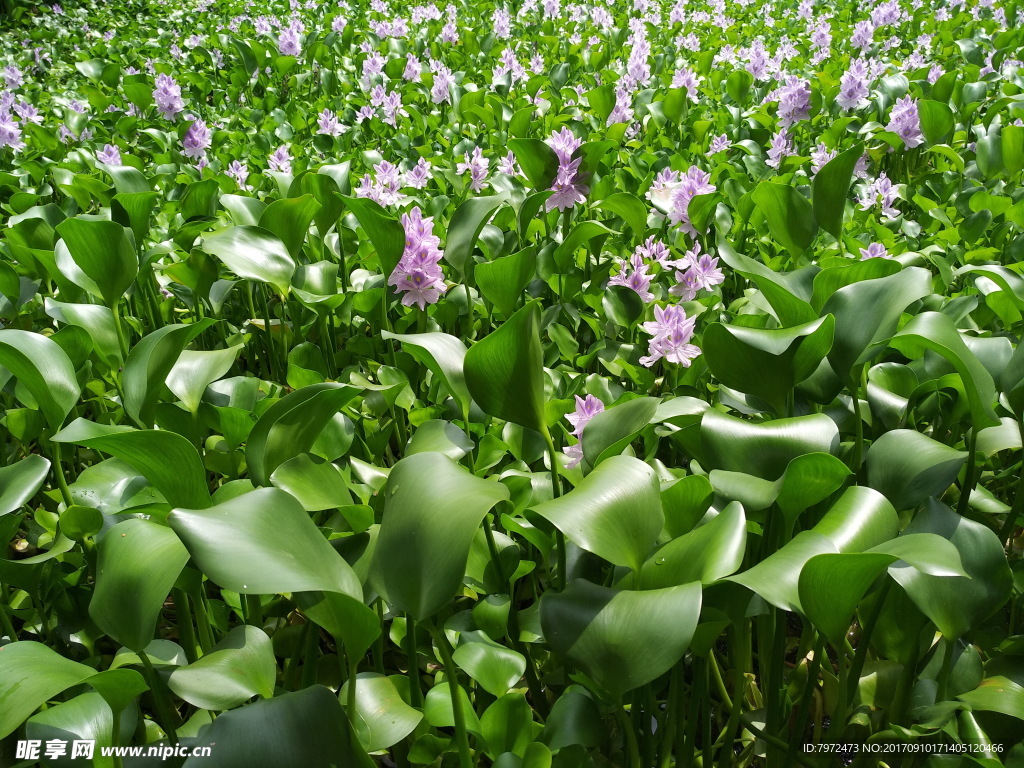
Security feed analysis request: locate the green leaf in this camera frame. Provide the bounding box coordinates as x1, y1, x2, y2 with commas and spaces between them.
886, 311, 1000, 429
112, 191, 159, 245
169, 487, 363, 599
381, 331, 471, 417
699, 409, 839, 480
168, 625, 276, 709
0, 454, 50, 516
703, 316, 834, 415
812, 144, 864, 239
508, 138, 560, 190
55, 218, 138, 306
258, 194, 321, 260
166, 346, 241, 415
90, 519, 190, 652
453, 631, 527, 696
445, 194, 508, 277
0, 329, 81, 429
751, 181, 818, 257
866, 429, 968, 511
640, 502, 746, 588
180, 685, 373, 768
270, 453, 351, 512
581, 396, 660, 466
554, 221, 617, 271
122, 323, 212, 428
406, 419, 474, 459
540, 580, 702, 701
799, 533, 967, 643
465, 300, 547, 435
245, 383, 360, 486
0, 641, 98, 739
958, 677, 1024, 719
52, 418, 211, 509
339, 195, 406, 279
530, 455, 662, 573
716, 240, 817, 326
370, 452, 510, 619
44, 299, 122, 368
341, 673, 423, 752
889, 499, 1013, 638
820, 266, 932, 381
918, 100, 955, 145
475, 247, 538, 318
1003, 124, 1024, 176
200, 225, 296, 296
593, 193, 648, 243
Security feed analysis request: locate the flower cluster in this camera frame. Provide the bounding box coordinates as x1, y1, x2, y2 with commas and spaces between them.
546, 127, 588, 212
388, 207, 448, 310
563, 394, 605, 469
886, 96, 923, 148
153, 74, 184, 121
640, 304, 702, 368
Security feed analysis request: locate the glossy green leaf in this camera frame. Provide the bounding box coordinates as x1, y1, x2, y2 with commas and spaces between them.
508, 138, 560, 190
270, 453, 351, 511
0, 454, 50, 516
44, 299, 122, 368
703, 316, 834, 414
886, 311, 1000, 429
90, 518, 190, 652
639, 502, 745, 588
465, 300, 547, 435
166, 346, 241, 415
475, 247, 538, 318
381, 331, 471, 416
123, 323, 212, 428
821, 266, 932, 381
200, 225, 296, 296
169, 487, 363, 599
445, 194, 508, 277
245, 383, 360, 486
258, 194, 321, 260
540, 579, 702, 701
581, 396, 659, 466
751, 181, 818, 257
0, 641, 98, 739
453, 631, 527, 696
958, 677, 1024, 719
180, 685, 373, 768
370, 452, 510, 619
341, 673, 423, 752
529, 455, 661, 573
53, 418, 210, 509
55, 218, 138, 306
812, 144, 863, 238
168, 625, 276, 709
0, 329, 81, 429
866, 429, 967, 511
340, 195, 406, 279
889, 499, 1013, 638
593, 192, 647, 243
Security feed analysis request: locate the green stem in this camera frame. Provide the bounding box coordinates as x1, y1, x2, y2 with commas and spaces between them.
111, 301, 130, 360
742, 717, 818, 768
679, 659, 701, 768
51, 441, 73, 507
829, 642, 849, 744
846, 580, 891, 710
617, 705, 641, 768
430, 623, 473, 768
172, 589, 199, 663
0, 582, 18, 641
110, 706, 124, 768
139, 650, 179, 744
244, 593, 263, 628
957, 427, 978, 517
849, 366, 865, 477
658, 663, 680, 768
405, 615, 422, 708
192, 589, 215, 653
784, 633, 825, 768
346, 650, 359, 724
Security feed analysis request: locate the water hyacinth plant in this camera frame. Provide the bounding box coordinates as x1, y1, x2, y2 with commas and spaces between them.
0, 0, 1023, 765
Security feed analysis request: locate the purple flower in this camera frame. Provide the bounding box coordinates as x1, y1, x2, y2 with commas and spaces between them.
687, 254, 725, 291
608, 260, 655, 302
498, 151, 521, 177
12, 101, 42, 125
708, 133, 730, 155
182, 119, 211, 159
388, 207, 448, 310
546, 128, 589, 212
404, 157, 431, 189
278, 28, 301, 56
635, 236, 671, 267
403, 53, 422, 82
667, 167, 716, 236
811, 143, 837, 174
563, 394, 605, 469
0, 113, 24, 152
639, 304, 701, 368
777, 76, 811, 126
837, 58, 870, 110
492, 8, 512, 38
332, 16, 347, 33
766, 128, 791, 170
268, 145, 292, 174
646, 168, 681, 213
153, 74, 184, 120
456, 146, 489, 192
859, 242, 890, 260
671, 67, 702, 101
317, 109, 345, 137
227, 160, 250, 190
886, 96, 923, 148
96, 143, 121, 165
858, 173, 899, 218
431, 63, 455, 104
3, 66, 23, 89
